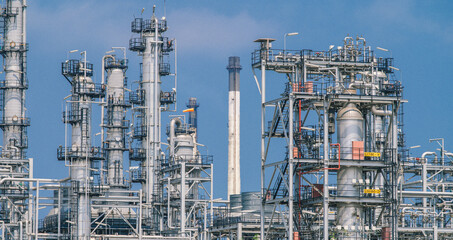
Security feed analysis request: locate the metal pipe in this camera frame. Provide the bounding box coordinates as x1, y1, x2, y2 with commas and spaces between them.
371, 106, 392, 116
323, 102, 330, 240
169, 117, 181, 157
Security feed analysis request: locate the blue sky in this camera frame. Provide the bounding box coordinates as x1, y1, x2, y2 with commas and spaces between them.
26, 1, 453, 199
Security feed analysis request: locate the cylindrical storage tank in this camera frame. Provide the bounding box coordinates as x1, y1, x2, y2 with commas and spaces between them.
336, 103, 363, 234
230, 194, 242, 213
241, 192, 261, 212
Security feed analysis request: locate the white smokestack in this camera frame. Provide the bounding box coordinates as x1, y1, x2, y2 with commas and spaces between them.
227, 56, 241, 199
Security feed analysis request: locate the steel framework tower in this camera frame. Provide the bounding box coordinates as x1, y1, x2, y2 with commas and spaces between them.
252, 36, 405, 240
399, 138, 453, 239
161, 116, 213, 238
0, 0, 31, 239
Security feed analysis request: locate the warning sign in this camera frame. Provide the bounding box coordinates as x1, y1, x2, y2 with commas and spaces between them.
364, 152, 381, 157
364, 189, 381, 194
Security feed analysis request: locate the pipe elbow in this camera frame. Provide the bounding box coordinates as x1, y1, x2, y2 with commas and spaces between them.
421, 151, 436, 160
371, 106, 392, 116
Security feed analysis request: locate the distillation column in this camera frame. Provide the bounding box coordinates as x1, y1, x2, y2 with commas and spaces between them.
227, 56, 241, 198
59, 58, 103, 240
336, 103, 364, 236
0, 1, 29, 239
103, 56, 128, 188
2, 0, 28, 159
129, 10, 174, 232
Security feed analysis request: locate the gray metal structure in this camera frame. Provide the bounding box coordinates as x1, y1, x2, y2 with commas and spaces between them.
399, 138, 453, 239
252, 36, 405, 239
161, 116, 213, 238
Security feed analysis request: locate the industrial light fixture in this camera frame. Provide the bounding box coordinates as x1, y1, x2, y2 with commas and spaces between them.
389, 66, 400, 71
284, 32, 300, 60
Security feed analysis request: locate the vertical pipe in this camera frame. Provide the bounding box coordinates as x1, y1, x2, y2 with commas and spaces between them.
210, 163, 214, 226
57, 186, 61, 239
139, 189, 142, 240
288, 96, 294, 240
323, 102, 329, 240
35, 181, 39, 240
181, 162, 186, 236
392, 109, 398, 239
260, 52, 266, 240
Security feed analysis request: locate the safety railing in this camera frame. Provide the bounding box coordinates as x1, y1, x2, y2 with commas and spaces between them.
0, 78, 29, 89
57, 146, 104, 161
0, 42, 28, 53
128, 148, 146, 161
0, 116, 30, 126
129, 89, 145, 105
62, 59, 93, 77
104, 58, 128, 69
0, 7, 19, 17
159, 63, 171, 76
129, 38, 145, 52
132, 125, 147, 138
103, 117, 130, 129
162, 154, 213, 167
298, 184, 389, 201
160, 91, 175, 104
73, 82, 104, 97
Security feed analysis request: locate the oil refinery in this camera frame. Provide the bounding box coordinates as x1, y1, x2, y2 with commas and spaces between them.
0, 0, 452, 239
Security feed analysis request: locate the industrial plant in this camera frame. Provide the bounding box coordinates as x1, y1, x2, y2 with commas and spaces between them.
0, 1, 451, 240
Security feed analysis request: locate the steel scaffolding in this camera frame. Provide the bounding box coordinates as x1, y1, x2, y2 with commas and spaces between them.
252, 36, 405, 240
399, 138, 453, 239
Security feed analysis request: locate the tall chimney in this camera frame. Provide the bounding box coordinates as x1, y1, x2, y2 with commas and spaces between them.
186, 97, 199, 129
227, 56, 241, 199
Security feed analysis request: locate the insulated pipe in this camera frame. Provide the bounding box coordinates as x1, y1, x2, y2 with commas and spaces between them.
421, 152, 436, 210
169, 117, 181, 157
371, 106, 392, 116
